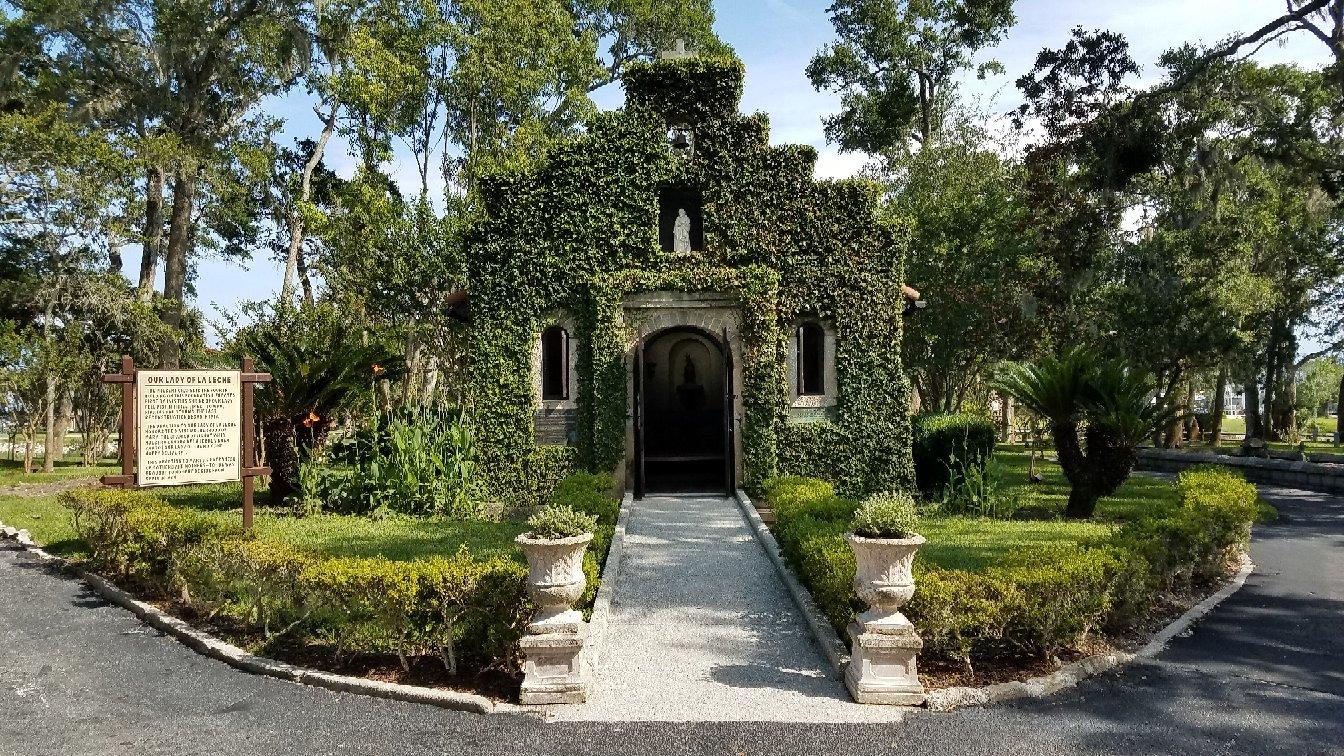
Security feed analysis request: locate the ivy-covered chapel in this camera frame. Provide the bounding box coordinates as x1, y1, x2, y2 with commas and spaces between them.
466, 53, 914, 502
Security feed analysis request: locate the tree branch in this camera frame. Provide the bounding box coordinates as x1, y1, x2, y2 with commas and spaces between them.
1136, 0, 1333, 106
1295, 342, 1344, 367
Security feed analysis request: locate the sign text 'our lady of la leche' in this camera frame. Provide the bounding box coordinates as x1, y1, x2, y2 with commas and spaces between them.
135, 370, 242, 486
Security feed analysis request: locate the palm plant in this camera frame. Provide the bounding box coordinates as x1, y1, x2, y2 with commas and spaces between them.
994, 348, 1184, 518
236, 303, 404, 500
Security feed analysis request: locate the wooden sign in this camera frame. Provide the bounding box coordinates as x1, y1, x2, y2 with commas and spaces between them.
101, 356, 271, 529
136, 370, 242, 486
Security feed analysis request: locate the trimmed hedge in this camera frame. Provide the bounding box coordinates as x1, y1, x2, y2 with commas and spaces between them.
912, 413, 997, 494
547, 471, 621, 613
61, 473, 624, 675
766, 466, 1257, 673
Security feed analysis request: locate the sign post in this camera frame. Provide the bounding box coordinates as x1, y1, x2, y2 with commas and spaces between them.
100, 356, 272, 530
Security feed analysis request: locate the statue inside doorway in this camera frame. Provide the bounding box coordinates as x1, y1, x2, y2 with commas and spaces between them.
675, 355, 706, 410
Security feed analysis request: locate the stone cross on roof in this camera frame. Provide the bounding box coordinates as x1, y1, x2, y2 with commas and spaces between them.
659, 38, 694, 60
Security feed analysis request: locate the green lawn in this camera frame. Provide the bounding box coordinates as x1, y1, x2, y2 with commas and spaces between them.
0, 477, 526, 564
0, 456, 119, 485
918, 516, 1112, 572
912, 447, 1180, 573
1, 445, 1194, 574
1209, 415, 1339, 450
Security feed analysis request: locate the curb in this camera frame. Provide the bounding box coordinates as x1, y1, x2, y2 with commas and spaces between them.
586, 492, 634, 668
732, 489, 850, 676
1135, 555, 1255, 659
0, 519, 502, 715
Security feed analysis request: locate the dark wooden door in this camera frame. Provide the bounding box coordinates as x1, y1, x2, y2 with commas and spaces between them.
633, 343, 646, 499
723, 328, 736, 496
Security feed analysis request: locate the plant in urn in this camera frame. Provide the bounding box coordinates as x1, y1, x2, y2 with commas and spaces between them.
844, 491, 926, 705
515, 504, 596, 704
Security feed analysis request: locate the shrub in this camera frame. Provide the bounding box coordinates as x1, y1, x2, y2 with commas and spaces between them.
1111, 466, 1257, 589
768, 471, 1255, 674
62, 487, 239, 592
939, 457, 1026, 519
912, 413, 997, 494
550, 472, 619, 524
852, 491, 919, 538
62, 487, 534, 676
526, 504, 598, 539
233, 301, 406, 501
544, 472, 623, 616
995, 545, 1139, 659
993, 349, 1186, 518
764, 476, 835, 511
210, 539, 315, 636
906, 567, 1016, 674
771, 512, 854, 631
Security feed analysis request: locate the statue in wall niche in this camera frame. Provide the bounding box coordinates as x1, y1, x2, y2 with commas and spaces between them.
673, 208, 692, 253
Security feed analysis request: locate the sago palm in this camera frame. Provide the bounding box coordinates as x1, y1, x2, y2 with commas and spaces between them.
236, 303, 404, 500
994, 348, 1183, 518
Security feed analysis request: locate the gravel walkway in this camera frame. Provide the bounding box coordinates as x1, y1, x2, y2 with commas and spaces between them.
550, 494, 900, 723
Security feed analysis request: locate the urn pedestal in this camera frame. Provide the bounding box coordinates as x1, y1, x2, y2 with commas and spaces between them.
516, 532, 593, 705
844, 533, 927, 706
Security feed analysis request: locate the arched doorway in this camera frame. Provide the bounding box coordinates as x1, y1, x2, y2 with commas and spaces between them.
633, 326, 734, 496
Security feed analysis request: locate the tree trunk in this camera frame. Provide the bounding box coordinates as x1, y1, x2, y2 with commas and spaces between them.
160, 168, 197, 368
1158, 368, 1182, 448
1286, 372, 1299, 438
1262, 344, 1278, 441
262, 417, 300, 502
1245, 380, 1262, 440
1209, 365, 1228, 447
1064, 482, 1099, 519
297, 245, 315, 306
1051, 419, 1094, 519
22, 425, 35, 474
51, 391, 73, 471
281, 104, 339, 303
138, 165, 165, 302
1336, 371, 1344, 446
108, 240, 123, 274
42, 375, 56, 473
1182, 379, 1197, 444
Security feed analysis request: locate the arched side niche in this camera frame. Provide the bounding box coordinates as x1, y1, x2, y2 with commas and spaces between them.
532, 316, 579, 410
788, 319, 837, 408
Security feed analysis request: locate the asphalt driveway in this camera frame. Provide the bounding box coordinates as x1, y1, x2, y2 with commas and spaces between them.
1, 482, 1340, 755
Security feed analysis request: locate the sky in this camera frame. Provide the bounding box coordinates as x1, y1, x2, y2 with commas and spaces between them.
152, 0, 1334, 338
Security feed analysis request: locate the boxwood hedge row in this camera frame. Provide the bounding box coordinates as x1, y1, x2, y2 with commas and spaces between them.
765, 465, 1258, 675
60, 474, 622, 676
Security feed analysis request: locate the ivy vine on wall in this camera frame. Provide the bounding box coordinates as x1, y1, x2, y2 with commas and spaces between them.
468, 55, 914, 504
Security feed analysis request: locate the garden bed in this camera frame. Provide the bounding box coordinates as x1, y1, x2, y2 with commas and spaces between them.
0, 471, 620, 702
765, 449, 1262, 690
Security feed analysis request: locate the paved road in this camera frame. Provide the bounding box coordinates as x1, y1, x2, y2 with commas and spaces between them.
1, 483, 1340, 755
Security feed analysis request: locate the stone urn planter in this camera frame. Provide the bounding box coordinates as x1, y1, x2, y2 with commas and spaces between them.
845, 532, 927, 706
516, 532, 593, 633
515, 531, 593, 704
